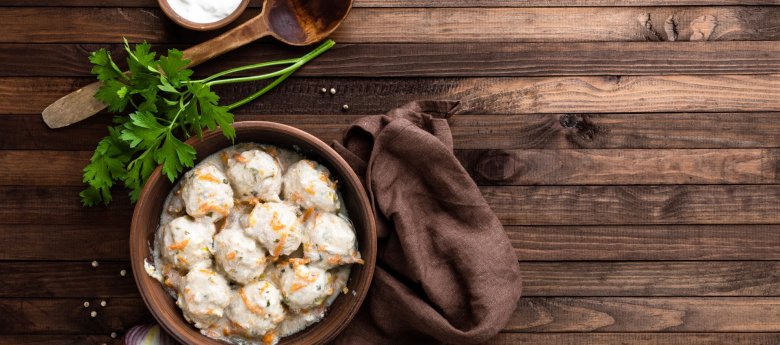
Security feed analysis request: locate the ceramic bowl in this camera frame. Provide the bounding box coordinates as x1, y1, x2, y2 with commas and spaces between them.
130, 121, 376, 344
158, 0, 251, 31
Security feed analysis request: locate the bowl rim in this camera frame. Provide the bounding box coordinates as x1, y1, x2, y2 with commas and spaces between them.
130, 121, 377, 345
157, 0, 251, 31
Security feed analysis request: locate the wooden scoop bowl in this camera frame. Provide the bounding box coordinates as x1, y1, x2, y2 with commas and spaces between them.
42, 0, 353, 129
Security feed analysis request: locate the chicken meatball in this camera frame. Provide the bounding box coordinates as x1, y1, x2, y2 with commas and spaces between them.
245, 202, 303, 258
225, 149, 282, 202
161, 216, 216, 271
303, 212, 363, 269
214, 228, 267, 284
279, 260, 332, 312
176, 264, 232, 329
180, 164, 234, 220
282, 160, 340, 213
226, 280, 286, 337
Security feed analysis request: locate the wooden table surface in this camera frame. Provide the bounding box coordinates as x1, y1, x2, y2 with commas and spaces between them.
3, 1, 780, 344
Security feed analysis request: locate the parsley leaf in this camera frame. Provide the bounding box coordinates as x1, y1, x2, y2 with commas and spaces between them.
81, 39, 334, 206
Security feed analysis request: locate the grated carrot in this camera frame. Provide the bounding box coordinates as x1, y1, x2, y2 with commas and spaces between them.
167, 239, 189, 251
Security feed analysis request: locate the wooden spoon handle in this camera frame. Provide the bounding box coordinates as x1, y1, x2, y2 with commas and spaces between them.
42, 14, 270, 129
183, 14, 270, 67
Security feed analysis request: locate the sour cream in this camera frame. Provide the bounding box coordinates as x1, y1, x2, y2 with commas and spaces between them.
166, 0, 243, 24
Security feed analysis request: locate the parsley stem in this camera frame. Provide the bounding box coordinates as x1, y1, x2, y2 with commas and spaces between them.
195, 59, 298, 84
223, 39, 335, 110
206, 39, 335, 87
226, 69, 295, 110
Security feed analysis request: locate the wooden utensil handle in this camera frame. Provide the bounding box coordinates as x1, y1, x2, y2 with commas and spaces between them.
183, 14, 270, 67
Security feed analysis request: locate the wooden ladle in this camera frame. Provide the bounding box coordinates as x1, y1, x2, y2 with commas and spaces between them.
42, 0, 353, 129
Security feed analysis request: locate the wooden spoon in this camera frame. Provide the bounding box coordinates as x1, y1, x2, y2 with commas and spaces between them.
42, 0, 353, 129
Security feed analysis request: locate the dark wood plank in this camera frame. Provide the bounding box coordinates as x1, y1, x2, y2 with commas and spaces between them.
511, 225, 780, 261
4, 42, 780, 77
0, 298, 152, 334
0, 262, 137, 298
0, 186, 131, 226
521, 261, 780, 297
4, 75, 780, 115
3, 224, 779, 262
510, 297, 780, 332
482, 185, 780, 225
3, 0, 779, 6
2, 7, 780, 43
7, 261, 780, 298
6, 185, 780, 226
8, 149, 780, 186
0, 224, 128, 261
0, 335, 121, 345
487, 333, 780, 345
6, 113, 780, 151
458, 149, 780, 185
5, 297, 780, 334
361, 0, 780, 5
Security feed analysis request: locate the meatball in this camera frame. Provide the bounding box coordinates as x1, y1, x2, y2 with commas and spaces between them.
180, 164, 234, 220
176, 264, 232, 329
225, 149, 282, 202
226, 280, 286, 337
303, 212, 363, 269
282, 160, 339, 213
161, 216, 216, 271
214, 228, 268, 284
245, 202, 303, 258
279, 260, 332, 312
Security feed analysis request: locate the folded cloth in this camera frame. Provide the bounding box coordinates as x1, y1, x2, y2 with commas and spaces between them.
331, 101, 522, 344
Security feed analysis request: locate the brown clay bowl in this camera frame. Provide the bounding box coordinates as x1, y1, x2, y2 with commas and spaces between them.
158, 0, 251, 31
130, 121, 377, 345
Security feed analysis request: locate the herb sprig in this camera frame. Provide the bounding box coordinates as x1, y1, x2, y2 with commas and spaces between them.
81, 39, 335, 206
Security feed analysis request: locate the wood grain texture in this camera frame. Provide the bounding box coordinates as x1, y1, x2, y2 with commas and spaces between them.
7, 185, 780, 226
458, 149, 780, 185
3, 224, 779, 261
511, 225, 780, 261
2, 7, 780, 43
5, 75, 780, 115
487, 333, 780, 345
3, 0, 779, 6
521, 261, 780, 297
0, 187, 131, 225
6, 113, 780, 151
5, 41, 780, 77
0, 298, 152, 333
510, 297, 780, 332
0, 262, 136, 298
7, 261, 780, 298
482, 185, 780, 225
0, 335, 121, 345
0, 225, 128, 261
7, 149, 780, 186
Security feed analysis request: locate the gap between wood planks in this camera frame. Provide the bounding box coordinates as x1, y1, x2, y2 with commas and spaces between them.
1, 7, 780, 43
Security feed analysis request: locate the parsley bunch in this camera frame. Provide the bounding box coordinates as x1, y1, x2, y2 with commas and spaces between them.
81, 39, 335, 206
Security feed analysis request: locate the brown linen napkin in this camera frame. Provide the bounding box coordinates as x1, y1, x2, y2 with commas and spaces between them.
331, 101, 522, 344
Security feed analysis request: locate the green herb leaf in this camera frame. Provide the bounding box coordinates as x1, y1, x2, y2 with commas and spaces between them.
81, 39, 334, 206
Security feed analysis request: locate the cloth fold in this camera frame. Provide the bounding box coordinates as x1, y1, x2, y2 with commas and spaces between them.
332, 101, 522, 344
